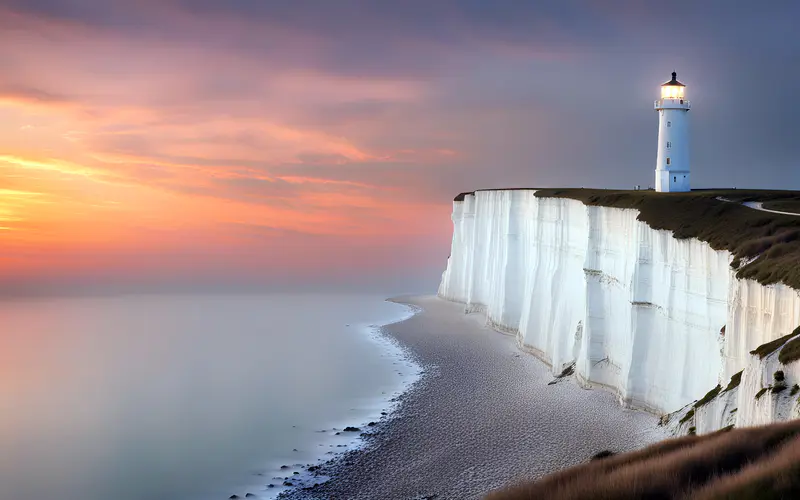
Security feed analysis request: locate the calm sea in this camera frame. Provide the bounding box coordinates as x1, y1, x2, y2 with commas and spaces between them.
0, 293, 419, 500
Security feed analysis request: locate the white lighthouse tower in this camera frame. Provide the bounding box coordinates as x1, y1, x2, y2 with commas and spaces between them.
654, 71, 691, 192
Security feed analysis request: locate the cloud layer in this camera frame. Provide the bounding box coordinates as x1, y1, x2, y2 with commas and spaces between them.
1, 1, 798, 292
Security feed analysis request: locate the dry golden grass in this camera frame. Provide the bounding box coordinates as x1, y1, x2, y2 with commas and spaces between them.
486, 420, 800, 500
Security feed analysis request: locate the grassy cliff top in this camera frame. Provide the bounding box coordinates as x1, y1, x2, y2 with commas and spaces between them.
454, 188, 800, 289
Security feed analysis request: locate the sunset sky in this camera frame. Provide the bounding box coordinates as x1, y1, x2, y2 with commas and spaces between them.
1, 1, 799, 294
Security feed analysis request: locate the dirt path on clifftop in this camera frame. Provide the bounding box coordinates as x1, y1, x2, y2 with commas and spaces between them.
286, 296, 665, 500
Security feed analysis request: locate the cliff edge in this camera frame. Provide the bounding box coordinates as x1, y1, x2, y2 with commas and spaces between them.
438, 188, 800, 434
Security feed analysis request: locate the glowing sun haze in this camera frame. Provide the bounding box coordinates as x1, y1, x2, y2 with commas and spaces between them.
1, 1, 798, 293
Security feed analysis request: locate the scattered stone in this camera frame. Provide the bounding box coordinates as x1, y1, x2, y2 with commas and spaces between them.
245, 494, 257, 498
229, 496, 240, 499
367, 421, 377, 426
591, 450, 616, 460
381, 412, 388, 416
293, 471, 300, 475
267, 484, 275, 488
293, 448, 298, 452
343, 426, 360, 432
283, 481, 294, 487
280, 465, 289, 470
335, 432, 341, 435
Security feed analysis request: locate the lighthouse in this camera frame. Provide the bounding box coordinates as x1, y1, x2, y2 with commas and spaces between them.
654, 72, 690, 192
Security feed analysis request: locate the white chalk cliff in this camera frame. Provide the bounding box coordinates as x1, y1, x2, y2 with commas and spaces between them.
438, 190, 800, 433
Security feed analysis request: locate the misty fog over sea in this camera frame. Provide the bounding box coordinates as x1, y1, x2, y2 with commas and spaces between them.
0, 293, 418, 500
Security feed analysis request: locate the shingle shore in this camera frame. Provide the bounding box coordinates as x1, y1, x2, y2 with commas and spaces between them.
284, 295, 665, 499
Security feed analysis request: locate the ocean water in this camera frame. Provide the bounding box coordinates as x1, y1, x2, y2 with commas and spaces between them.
0, 293, 420, 500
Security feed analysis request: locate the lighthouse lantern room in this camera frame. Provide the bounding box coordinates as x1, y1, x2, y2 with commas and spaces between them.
654, 71, 690, 192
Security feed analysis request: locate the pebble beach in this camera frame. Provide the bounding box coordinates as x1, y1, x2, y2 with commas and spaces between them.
284, 295, 666, 499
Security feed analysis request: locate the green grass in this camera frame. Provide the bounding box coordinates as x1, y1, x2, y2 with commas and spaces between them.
695, 384, 723, 408
680, 408, 695, 425
791, 384, 799, 396
756, 387, 770, 399
778, 327, 800, 364
725, 371, 744, 392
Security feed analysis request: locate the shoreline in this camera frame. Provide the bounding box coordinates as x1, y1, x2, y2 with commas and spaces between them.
283, 295, 666, 499
237, 301, 425, 500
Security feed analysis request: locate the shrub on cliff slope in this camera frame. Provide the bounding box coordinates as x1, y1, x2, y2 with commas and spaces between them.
486, 420, 800, 500
778, 327, 800, 364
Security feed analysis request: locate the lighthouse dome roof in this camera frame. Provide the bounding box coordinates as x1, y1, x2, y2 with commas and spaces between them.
661, 71, 685, 87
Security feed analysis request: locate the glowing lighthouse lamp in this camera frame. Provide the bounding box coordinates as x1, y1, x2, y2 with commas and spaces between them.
654, 72, 691, 192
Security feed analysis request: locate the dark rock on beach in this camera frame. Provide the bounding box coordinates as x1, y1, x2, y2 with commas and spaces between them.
591, 450, 616, 460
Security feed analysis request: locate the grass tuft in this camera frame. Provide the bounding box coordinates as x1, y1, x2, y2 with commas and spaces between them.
725, 371, 744, 392
778, 327, 800, 364
791, 384, 799, 396
679, 408, 695, 425
695, 385, 722, 408
751, 330, 800, 359
755, 387, 770, 399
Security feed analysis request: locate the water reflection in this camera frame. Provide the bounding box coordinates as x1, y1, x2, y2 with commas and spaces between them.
0, 294, 406, 500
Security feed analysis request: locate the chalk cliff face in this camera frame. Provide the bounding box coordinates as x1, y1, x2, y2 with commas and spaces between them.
438, 190, 800, 432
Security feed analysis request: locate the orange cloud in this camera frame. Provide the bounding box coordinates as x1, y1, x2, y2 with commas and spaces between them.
0, 6, 460, 289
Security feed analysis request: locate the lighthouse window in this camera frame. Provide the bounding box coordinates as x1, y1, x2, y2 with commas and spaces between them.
674, 176, 677, 183
667, 141, 672, 149
666, 158, 671, 165
667, 121, 671, 127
